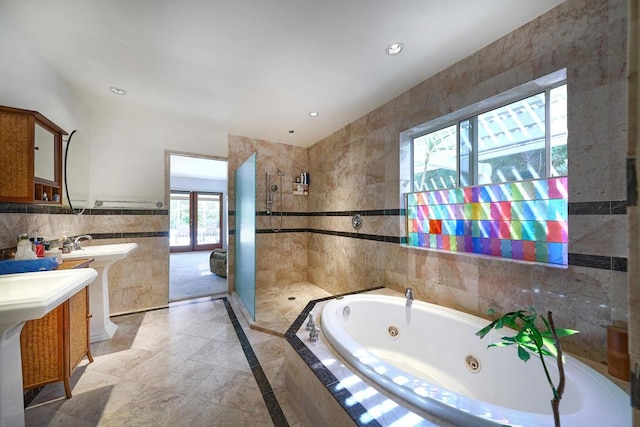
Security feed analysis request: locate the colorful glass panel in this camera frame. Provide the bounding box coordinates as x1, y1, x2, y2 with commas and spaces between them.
406, 177, 568, 265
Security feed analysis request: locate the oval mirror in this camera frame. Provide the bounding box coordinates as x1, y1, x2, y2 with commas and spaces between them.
64, 129, 89, 214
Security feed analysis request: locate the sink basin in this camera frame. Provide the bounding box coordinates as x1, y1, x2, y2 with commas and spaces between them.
0, 269, 98, 326
62, 243, 138, 342
0, 268, 98, 427
62, 243, 138, 266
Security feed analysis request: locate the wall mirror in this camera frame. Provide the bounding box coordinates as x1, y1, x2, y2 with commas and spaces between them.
34, 123, 56, 182
64, 129, 90, 214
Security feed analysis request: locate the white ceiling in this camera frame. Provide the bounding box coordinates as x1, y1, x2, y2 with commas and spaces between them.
0, 0, 564, 148
170, 155, 227, 181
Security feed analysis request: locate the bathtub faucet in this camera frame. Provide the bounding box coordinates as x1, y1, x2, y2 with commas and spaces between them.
405, 287, 415, 302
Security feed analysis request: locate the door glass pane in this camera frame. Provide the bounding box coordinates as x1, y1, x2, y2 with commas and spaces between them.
197, 193, 221, 245
170, 192, 191, 247
477, 92, 546, 183
413, 124, 458, 191
235, 153, 256, 320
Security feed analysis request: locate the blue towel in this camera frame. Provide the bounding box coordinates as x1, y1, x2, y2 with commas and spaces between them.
0, 258, 59, 275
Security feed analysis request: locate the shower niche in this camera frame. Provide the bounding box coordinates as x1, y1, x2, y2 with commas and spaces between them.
293, 183, 308, 195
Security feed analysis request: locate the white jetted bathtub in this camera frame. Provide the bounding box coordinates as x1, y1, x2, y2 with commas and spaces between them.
321, 294, 629, 427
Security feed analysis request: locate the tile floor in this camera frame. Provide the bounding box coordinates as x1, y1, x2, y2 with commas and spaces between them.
24, 293, 314, 427
253, 282, 332, 336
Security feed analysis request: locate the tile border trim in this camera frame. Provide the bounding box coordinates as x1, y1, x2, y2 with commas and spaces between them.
0, 200, 626, 216
222, 297, 289, 427
0, 203, 168, 215
227, 200, 627, 219
284, 286, 385, 427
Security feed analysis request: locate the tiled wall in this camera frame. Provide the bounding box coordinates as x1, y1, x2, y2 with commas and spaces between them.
0, 204, 169, 314
227, 135, 309, 294
406, 177, 569, 265
303, 0, 628, 364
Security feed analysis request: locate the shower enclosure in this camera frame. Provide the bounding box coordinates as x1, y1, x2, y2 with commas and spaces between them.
234, 153, 257, 320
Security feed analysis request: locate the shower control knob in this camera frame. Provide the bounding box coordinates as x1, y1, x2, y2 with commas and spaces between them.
352, 214, 363, 230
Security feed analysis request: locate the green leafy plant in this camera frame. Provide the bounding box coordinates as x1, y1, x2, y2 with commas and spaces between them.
476, 307, 579, 427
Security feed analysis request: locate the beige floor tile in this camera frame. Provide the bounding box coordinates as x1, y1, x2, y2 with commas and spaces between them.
25, 283, 335, 427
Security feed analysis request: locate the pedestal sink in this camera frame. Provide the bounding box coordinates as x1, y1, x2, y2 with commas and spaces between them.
62, 243, 138, 342
0, 269, 98, 427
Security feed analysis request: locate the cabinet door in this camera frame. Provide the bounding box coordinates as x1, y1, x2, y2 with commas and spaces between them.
68, 287, 90, 372
0, 112, 34, 202
21, 305, 65, 389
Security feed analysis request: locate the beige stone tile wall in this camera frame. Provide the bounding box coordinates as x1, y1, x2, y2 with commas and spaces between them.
227, 135, 309, 294
302, 0, 629, 363
224, 0, 630, 364
0, 211, 170, 315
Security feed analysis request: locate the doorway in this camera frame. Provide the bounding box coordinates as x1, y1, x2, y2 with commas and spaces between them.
169, 191, 223, 253
167, 153, 228, 302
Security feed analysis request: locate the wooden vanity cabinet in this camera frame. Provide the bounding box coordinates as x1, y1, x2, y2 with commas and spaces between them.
0, 105, 66, 204
20, 259, 94, 399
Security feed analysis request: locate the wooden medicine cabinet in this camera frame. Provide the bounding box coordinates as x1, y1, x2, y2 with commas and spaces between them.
0, 105, 66, 204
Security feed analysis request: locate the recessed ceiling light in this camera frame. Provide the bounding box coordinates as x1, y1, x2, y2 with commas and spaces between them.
309, 112, 319, 117
386, 42, 404, 56
109, 87, 126, 95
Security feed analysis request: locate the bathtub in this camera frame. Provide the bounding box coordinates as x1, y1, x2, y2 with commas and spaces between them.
321, 294, 630, 427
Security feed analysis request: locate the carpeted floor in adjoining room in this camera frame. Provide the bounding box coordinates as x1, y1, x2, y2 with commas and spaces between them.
170, 251, 228, 302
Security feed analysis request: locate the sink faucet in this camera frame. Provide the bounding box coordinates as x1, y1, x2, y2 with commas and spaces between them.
73, 235, 93, 250
405, 287, 415, 302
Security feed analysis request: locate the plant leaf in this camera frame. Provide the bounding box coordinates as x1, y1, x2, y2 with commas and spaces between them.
554, 328, 579, 338
530, 326, 544, 349
475, 323, 496, 338
488, 342, 515, 348
517, 346, 531, 362
541, 337, 558, 357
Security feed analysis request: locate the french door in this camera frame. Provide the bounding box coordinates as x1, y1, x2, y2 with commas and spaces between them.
170, 191, 222, 252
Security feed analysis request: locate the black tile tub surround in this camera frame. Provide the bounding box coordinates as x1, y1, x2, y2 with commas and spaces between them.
284, 287, 385, 427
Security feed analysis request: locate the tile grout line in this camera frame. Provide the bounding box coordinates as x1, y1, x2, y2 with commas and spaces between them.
222, 297, 289, 427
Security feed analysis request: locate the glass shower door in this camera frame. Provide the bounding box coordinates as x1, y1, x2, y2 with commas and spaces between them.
234, 153, 257, 320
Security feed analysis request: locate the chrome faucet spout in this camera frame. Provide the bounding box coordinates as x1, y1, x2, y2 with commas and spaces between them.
73, 234, 93, 250
405, 287, 414, 302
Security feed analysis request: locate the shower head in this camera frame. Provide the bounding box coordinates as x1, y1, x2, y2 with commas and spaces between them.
277, 170, 284, 176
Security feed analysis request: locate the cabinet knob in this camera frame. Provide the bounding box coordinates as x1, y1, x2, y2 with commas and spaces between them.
34, 146, 39, 150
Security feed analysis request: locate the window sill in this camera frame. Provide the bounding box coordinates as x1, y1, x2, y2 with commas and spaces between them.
400, 243, 568, 269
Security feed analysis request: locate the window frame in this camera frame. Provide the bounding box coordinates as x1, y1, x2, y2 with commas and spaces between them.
410, 80, 567, 192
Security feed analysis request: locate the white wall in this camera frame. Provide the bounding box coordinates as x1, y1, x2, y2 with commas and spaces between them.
87, 111, 227, 205
170, 177, 226, 193
0, 10, 228, 206
0, 13, 88, 131
0, 11, 90, 206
